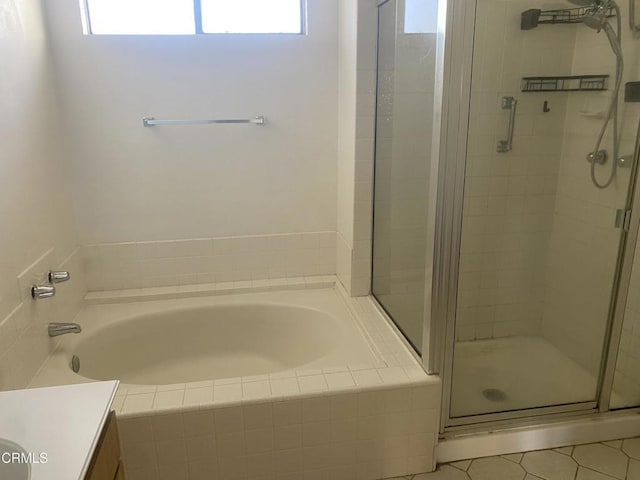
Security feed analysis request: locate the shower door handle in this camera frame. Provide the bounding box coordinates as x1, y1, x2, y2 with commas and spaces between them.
497, 96, 518, 153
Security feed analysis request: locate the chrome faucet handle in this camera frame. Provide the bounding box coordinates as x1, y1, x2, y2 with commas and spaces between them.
48, 270, 70, 283
31, 284, 55, 299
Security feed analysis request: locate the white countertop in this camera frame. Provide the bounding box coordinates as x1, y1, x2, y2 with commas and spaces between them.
0, 381, 118, 480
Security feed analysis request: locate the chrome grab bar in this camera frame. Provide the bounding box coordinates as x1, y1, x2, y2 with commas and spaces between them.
142, 116, 266, 127
497, 96, 517, 153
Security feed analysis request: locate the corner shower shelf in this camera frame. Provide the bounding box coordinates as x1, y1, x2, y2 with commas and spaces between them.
521, 6, 615, 30
521, 75, 609, 92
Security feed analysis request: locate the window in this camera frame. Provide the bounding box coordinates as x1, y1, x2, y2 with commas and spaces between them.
83, 0, 304, 35
404, 0, 438, 34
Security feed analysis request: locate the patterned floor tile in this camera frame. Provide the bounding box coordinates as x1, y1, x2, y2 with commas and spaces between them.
384, 436, 640, 480
521, 450, 577, 480
413, 465, 470, 479
623, 438, 640, 461
553, 446, 574, 456
573, 444, 629, 480
627, 458, 640, 480
603, 440, 623, 450
468, 457, 525, 480
502, 453, 524, 464
576, 466, 619, 480
450, 460, 472, 471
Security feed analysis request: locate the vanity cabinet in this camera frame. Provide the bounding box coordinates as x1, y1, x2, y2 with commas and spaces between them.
85, 411, 125, 480
114, 463, 125, 480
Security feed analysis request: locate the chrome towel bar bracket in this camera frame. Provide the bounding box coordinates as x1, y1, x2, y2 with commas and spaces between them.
142, 116, 266, 127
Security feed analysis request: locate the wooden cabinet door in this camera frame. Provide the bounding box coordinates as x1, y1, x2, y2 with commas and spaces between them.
85, 411, 122, 480
114, 461, 125, 480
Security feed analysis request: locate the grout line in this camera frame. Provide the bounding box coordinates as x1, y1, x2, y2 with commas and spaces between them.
625, 456, 631, 480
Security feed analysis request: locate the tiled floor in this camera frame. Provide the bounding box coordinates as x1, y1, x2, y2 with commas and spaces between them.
388, 437, 640, 480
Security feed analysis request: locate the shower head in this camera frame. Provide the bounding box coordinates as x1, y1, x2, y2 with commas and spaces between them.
569, 0, 617, 31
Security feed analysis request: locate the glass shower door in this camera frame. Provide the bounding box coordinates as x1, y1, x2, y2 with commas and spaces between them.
371, 0, 441, 354
447, 0, 636, 421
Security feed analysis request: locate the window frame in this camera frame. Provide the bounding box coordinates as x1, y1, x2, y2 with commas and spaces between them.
79, 0, 307, 36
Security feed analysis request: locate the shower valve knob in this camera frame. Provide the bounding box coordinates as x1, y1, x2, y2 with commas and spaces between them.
48, 270, 70, 283
32, 284, 55, 299
618, 155, 633, 168
587, 150, 607, 165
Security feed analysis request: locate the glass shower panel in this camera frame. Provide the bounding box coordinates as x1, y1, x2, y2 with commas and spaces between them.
449, 0, 633, 419
371, 0, 439, 353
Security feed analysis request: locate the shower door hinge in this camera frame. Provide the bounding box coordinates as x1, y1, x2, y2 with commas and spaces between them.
615, 209, 633, 232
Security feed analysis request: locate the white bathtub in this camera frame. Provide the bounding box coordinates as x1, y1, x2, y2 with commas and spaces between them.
30, 281, 441, 479
43, 288, 378, 386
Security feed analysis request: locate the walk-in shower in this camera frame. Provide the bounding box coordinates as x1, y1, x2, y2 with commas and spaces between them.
371, 0, 640, 436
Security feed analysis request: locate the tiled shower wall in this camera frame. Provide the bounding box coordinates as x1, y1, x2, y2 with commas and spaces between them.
0, 0, 86, 391
456, 0, 575, 341
541, 20, 634, 376
458, 0, 640, 391
541, 0, 640, 380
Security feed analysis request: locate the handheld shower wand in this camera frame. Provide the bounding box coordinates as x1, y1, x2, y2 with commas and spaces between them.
569, 0, 624, 189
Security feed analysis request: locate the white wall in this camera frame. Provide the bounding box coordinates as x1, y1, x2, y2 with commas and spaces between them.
43, 0, 338, 245
0, 0, 85, 391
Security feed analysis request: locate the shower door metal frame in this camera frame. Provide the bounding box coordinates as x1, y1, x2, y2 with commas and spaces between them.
429, 0, 640, 432
429, 0, 486, 431
598, 119, 640, 412
427, 0, 475, 381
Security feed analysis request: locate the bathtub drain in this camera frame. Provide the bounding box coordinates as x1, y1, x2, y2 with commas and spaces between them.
482, 388, 507, 402
71, 355, 80, 373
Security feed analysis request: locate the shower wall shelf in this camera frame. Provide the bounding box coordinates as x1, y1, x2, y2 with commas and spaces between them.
521, 6, 615, 30
521, 75, 609, 92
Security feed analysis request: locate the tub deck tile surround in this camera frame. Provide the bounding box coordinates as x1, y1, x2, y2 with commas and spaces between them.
84, 275, 338, 305
30, 276, 441, 479
83, 232, 338, 291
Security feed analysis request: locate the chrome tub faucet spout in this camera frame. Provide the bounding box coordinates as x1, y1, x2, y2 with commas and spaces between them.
48, 323, 81, 337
